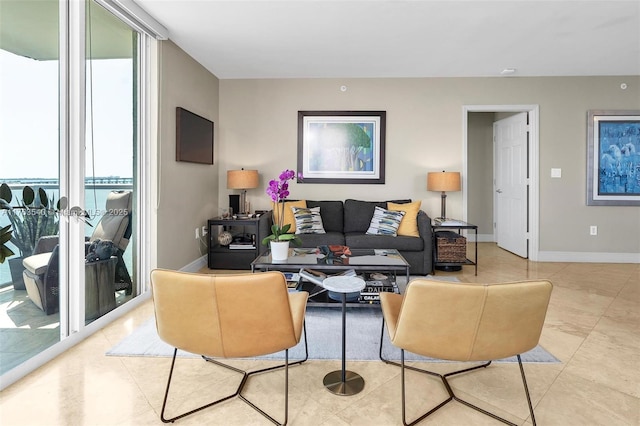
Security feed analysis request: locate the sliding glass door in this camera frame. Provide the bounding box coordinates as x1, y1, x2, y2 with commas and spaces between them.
0, 0, 62, 374
0, 0, 150, 379
84, 0, 138, 322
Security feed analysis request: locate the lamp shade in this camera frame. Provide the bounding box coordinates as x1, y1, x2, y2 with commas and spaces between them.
427, 171, 461, 192
227, 169, 259, 189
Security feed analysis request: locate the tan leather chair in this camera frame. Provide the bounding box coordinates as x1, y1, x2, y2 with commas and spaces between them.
379, 278, 553, 426
150, 269, 309, 425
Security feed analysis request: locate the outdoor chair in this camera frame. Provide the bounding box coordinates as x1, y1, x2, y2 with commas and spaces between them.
150, 269, 309, 425
22, 190, 133, 316
379, 278, 553, 426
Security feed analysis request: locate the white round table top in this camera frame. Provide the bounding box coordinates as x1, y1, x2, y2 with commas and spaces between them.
322, 275, 366, 293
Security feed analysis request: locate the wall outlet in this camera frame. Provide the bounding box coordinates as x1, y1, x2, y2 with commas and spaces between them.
195, 227, 199, 239
201, 225, 207, 237
590, 226, 598, 236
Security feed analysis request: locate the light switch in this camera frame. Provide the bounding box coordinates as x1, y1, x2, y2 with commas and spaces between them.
551, 168, 562, 178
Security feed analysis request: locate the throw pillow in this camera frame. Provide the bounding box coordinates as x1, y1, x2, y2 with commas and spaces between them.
292, 206, 326, 234
272, 200, 307, 233
388, 201, 421, 237
366, 206, 405, 236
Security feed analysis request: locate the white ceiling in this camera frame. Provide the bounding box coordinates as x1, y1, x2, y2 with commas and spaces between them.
134, 0, 640, 79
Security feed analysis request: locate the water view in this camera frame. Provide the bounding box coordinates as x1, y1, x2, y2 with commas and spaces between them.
0, 178, 134, 286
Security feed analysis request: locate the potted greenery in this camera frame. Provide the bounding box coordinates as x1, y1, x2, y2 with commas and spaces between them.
261, 169, 302, 260
0, 225, 14, 264
0, 183, 59, 289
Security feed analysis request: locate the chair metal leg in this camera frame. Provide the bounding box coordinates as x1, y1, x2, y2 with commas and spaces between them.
160, 348, 238, 423
518, 354, 537, 426
381, 318, 536, 426
160, 322, 308, 424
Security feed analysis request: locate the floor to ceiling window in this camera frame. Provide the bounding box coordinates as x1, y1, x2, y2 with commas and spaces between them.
0, 0, 62, 375
0, 0, 163, 386
84, 0, 137, 323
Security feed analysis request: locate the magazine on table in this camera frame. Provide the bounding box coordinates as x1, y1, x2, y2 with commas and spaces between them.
298, 268, 357, 286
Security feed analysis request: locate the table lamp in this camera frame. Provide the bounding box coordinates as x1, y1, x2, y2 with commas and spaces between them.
227, 169, 259, 216
427, 171, 461, 220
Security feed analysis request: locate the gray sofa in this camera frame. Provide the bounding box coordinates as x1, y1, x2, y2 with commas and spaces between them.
260, 199, 433, 275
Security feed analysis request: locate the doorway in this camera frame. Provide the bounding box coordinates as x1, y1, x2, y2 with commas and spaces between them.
462, 105, 540, 261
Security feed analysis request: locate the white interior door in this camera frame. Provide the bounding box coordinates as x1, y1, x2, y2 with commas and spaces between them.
494, 112, 528, 258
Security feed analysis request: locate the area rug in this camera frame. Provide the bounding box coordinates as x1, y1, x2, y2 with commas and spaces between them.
106, 306, 559, 364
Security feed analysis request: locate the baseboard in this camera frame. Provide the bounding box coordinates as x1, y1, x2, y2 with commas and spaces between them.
464, 237, 639, 263
537, 251, 640, 263
181, 255, 208, 272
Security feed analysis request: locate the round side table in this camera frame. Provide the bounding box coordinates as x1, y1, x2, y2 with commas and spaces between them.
321, 275, 366, 396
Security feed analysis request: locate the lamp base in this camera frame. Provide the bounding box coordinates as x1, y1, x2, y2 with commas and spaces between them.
435, 265, 462, 272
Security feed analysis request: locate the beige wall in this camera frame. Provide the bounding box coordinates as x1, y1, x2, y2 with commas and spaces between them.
467, 112, 494, 237
156, 40, 219, 269
217, 76, 640, 258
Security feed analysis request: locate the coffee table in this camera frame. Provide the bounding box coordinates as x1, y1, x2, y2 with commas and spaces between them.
251, 248, 410, 307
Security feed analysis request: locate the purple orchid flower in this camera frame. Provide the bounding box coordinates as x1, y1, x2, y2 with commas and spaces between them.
262, 169, 303, 245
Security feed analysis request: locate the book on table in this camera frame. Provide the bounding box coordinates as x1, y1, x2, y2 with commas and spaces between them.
283, 272, 300, 288
359, 272, 396, 303
298, 268, 357, 286
298, 269, 395, 303
229, 242, 255, 249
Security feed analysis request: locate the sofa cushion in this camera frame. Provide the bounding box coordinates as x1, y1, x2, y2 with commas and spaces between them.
343, 199, 387, 233
388, 200, 422, 237
272, 200, 307, 233
306, 200, 344, 233
343, 199, 413, 233
297, 232, 345, 247
292, 206, 326, 234
345, 233, 424, 251
366, 206, 405, 236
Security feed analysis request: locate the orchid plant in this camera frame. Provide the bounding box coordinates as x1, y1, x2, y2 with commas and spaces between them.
261, 169, 302, 246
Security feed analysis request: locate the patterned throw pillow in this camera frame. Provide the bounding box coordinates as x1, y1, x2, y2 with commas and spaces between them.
292, 206, 326, 234
366, 206, 405, 236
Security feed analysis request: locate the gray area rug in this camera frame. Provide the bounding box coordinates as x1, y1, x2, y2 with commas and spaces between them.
106, 306, 559, 363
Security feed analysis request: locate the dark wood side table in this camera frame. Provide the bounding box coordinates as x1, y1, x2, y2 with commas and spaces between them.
432, 219, 478, 275
208, 216, 267, 269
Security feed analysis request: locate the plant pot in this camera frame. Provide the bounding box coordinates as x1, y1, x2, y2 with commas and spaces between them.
270, 241, 290, 261
8, 256, 25, 290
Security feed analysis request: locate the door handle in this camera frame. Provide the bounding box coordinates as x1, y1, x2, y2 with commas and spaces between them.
496, 189, 503, 193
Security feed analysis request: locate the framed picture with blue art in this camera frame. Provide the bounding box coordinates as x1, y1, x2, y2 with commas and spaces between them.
297, 111, 386, 184
587, 110, 640, 206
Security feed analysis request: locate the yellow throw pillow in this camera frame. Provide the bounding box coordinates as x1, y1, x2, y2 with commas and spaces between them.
272, 200, 307, 233
388, 201, 421, 237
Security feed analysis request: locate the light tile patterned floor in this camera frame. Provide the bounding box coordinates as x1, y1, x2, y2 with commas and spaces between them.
0, 243, 638, 425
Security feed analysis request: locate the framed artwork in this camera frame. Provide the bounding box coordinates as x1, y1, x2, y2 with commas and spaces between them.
297, 111, 386, 184
587, 110, 640, 206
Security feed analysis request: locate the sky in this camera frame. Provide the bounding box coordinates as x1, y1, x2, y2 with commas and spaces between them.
0, 49, 134, 180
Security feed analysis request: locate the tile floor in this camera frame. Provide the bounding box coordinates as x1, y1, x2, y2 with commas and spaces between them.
0, 286, 61, 375
0, 243, 638, 425
0, 286, 134, 376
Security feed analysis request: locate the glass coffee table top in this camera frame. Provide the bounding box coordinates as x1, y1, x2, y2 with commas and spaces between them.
251, 248, 409, 271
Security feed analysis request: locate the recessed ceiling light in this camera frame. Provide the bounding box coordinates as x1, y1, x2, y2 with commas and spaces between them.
500, 68, 516, 76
